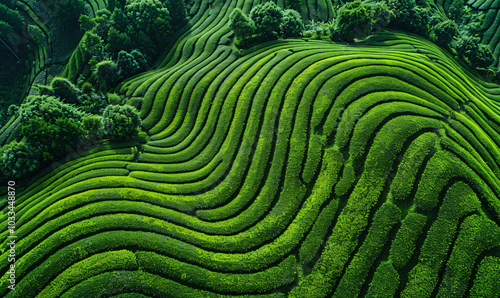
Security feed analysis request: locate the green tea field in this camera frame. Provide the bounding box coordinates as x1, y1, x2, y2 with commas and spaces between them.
0, 0, 499, 297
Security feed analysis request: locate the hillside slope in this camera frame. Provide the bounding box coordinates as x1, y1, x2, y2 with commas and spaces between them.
1, 0, 500, 297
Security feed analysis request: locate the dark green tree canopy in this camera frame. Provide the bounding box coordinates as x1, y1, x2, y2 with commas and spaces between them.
102, 104, 142, 141
1, 141, 42, 179
281, 9, 305, 38
250, 1, 284, 39
229, 8, 256, 40
333, 0, 373, 43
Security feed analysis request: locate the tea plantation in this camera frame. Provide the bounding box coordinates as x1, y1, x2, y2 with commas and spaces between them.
0, 0, 500, 297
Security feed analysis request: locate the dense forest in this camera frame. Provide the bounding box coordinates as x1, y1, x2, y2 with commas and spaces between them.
0, 0, 500, 297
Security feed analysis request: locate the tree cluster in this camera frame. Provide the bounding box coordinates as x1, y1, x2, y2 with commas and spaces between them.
229, 2, 305, 45
1, 79, 142, 180
78, 0, 187, 90
329, 0, 495, 71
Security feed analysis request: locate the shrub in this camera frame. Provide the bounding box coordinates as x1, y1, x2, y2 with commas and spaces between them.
281, 9, 304, 38
250, 1, 284, 40
102, 104, 141, 141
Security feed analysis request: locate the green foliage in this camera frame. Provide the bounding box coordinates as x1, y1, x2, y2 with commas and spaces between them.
82, 114, 103, 142
448, 0, 465, 23
388, 0, 431, 36
107, 93, 123, 105
366, 260, 399, 297
122, 0, 173, 54
0, 3, 24, 31
102, 104, 141, 141
17, 95, 85, 161
81, 82, 93, 95
1, 141, 42, 179
7, 104, 19, 117
229, 8, 256, 40
51, 78, 83, 104
281, 9, 304, 38
27, 25, 46, 47
164, 0, 187, 29
453, 35, 495, 68
79, 14, 96, 32
0, 21, 13, 37
93, 12, 112, 39
230, 3, 303, 44
332, 1, 374, 42
431, 20, 458, 47
19, 95, 84, 124
438, 215, 500, 297
389, 212, 427, 269
82, 94, 108, 114
53, 0, 87, 23
105, 26, 132, 56
250, 1, 284, 39
470, 257, 500, 297
117, 49, 147, 78
81, 32, 104, 57
95, 60, 119, 89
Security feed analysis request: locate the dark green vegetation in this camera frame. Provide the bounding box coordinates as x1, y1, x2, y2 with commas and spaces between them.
0, 0, 500, 297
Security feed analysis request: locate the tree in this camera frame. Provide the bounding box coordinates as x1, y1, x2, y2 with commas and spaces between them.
453, 35, 495, 68
388, 0, 431, 37
471, 44, 495, 69
229, 8, 255, 40
250, 1, 284, 39
82, 32, 104, 57
19, 95, 84, 124
105, 26, 133, 56
124, 0, 171, 34
448, 0, 465, 23
79, 14, 96, 32
432, 20, 458, 47
333, 1, 373, 42
1, 141, 42, 179
95, 60, 119, 88
117, 50, 147, 78
82, 114, 103, 143
111, 7, 128, 32
280, 9, 304, 38
18, 95, 85, 161
51, 78, 83, 104
102, 104, 142, 141
164, 0, 187, 29
22, 116, 84, 161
